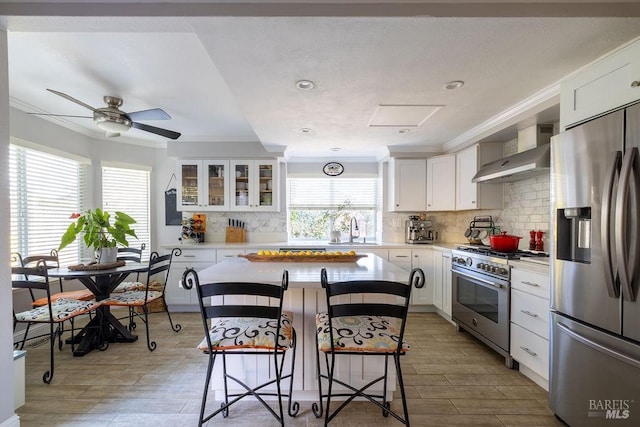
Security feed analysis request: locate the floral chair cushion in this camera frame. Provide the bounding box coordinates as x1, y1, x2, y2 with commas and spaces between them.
102, 290, 162, 306
112, 281, 145, 293
112, 280, 163, 293
197, 311, 294, 351
315, 312, 410, 353
15, 298, 101, 323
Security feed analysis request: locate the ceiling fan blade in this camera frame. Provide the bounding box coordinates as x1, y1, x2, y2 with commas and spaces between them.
46, 89, 99, 112
131, 122, 181, 140
126, 108, 171, 121
27, 112, 92, 119
105, 132, 121, 138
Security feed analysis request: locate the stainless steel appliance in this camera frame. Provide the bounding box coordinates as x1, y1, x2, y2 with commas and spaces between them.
451, 247, 513, 367
550, 102, 640, 426
405, 219, 438, 244
451, 245, 550, 368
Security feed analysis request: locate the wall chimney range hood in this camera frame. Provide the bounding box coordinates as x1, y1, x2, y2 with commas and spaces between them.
472, 124, 553, 183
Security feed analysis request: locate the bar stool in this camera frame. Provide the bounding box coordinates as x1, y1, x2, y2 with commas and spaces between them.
182, 268, 299, 427
312, 267, 424, 426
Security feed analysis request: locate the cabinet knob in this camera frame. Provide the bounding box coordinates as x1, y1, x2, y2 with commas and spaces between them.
632, 80, 639, 88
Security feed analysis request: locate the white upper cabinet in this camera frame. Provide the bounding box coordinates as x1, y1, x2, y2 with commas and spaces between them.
455, 143, 503, 210
561, 39, 640, 130
426, 154, 456, 211
176, 159, 230, 211
230, 160, 279, 212
388, 158, 427, 212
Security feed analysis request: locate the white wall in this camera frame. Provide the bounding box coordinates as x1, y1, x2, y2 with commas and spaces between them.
0, 27, 18, 427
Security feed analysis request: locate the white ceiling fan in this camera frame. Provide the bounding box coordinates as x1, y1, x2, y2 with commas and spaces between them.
30, 89, 182, 140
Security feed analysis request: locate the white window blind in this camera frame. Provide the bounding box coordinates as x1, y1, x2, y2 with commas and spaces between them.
9, 144, 88, 266
288, 178, 377, 209
102, 166, 151, 260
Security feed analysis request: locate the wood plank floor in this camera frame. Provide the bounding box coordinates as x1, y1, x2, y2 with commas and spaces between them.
16, 311, 563, 426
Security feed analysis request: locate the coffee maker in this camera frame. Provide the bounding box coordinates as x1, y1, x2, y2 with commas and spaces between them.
405, 219, 438, 244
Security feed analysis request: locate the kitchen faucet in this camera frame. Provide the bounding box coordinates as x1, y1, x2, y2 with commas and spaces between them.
349, 217, 360, 243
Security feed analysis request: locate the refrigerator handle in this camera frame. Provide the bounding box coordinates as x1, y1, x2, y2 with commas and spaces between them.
602, 151, 622, 298
615, 147, 639, 302
557, 322, 640, 369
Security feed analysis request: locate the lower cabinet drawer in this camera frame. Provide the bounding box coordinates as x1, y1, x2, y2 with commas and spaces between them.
511, 289, 550, 340
511, 323, 549, 380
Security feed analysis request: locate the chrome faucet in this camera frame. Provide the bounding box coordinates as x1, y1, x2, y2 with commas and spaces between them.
349, 217, 360, 243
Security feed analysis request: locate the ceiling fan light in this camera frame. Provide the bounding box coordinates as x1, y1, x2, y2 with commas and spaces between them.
94, 115, 131, 133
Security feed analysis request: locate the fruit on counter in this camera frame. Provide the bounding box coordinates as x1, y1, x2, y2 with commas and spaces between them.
253, 249, 358, 256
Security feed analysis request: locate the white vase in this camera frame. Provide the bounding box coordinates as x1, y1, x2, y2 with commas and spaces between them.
97, 247, 118, 264
329, 230, 341, 243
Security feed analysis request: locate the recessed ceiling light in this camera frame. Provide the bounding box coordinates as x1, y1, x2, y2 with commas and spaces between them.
329, 147, 342, 152
299, 128, 312, 134
443, 80, 464, 90
296, 80, 316, 90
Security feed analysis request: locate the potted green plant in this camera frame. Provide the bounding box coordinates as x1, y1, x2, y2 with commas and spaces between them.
322, 200, 352, 243
58, 208, 138, 264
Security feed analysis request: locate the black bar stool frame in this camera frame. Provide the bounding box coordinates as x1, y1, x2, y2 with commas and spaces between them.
312, 267, 425, 426
182, 268, 300, 427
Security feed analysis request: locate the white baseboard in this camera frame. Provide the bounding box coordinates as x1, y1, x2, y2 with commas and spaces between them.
13, 323, 50, 346
0, 414, 20, 427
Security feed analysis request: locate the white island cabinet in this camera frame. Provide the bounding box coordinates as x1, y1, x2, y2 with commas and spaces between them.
194, 254, 411, 401
509, 260, 550, 391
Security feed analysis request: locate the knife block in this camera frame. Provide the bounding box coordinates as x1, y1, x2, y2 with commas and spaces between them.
225, 227, 246, 243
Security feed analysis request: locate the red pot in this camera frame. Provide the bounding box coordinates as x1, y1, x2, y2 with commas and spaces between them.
489, 232, 522, 252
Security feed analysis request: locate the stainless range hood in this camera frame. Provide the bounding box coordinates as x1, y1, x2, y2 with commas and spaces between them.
472, 124, 553, 183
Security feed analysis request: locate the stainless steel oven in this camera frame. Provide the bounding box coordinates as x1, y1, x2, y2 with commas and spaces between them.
451, 248, 513, 367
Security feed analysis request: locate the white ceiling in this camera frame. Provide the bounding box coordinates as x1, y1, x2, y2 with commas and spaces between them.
2, 2, 640, 160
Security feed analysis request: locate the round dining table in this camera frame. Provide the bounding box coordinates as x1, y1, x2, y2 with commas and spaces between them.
47, 263, 148, 356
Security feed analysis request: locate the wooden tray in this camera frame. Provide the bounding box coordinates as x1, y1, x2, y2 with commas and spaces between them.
239, 253, 368, 263
68, 260, 126, 271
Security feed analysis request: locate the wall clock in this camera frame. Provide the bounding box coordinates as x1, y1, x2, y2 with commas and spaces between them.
323, 162, 344, 176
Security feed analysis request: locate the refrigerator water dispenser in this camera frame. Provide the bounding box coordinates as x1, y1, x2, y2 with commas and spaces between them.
557, 207, 592, 263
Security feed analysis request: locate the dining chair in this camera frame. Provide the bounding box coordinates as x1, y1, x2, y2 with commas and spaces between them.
182, 268, 299, 427
22, 249, 95, 305
312, 267, 424, 426
111, 243, 147, 293
102, 249, 181, 351
12, 261, 102, 383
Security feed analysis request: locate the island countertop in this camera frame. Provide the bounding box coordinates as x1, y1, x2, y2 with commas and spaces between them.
195, 252, 411, 288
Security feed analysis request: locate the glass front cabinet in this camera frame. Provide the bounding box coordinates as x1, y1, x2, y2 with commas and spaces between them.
230, 160, 278, 211
176, 159, 230, 211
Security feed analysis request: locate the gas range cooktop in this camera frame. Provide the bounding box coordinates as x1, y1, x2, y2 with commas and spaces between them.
455, 245, 549, 260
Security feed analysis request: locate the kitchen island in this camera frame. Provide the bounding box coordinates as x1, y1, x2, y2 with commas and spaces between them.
193, 253, 411, 401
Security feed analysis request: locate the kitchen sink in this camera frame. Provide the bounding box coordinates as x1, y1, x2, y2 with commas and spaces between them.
327, 241, 378, 246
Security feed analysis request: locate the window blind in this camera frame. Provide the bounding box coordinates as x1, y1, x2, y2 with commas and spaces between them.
288, 178, 377, 209
102, 166, 151, 261
9, 144, 88, 266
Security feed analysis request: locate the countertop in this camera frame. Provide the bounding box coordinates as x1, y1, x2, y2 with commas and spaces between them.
161, 241, 461, 252
194, 253, 411, 288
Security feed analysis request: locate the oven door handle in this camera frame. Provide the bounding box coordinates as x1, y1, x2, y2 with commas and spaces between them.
451, 269, 505, 289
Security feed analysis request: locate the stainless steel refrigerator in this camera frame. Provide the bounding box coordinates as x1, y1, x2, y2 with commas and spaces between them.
550, 101, 640, 426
